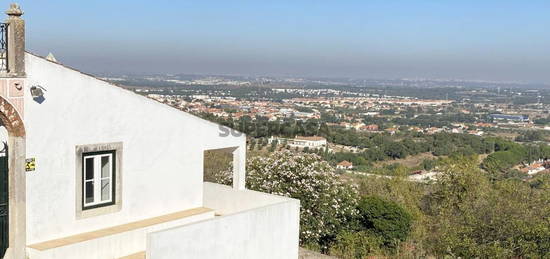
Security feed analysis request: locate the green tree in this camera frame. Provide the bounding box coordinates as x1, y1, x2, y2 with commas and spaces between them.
357, 196, 413, 247
383, 142, 409, 159
425, 156, 550, 258
515, 130, 546, 142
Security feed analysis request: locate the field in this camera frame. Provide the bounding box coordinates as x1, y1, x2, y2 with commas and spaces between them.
374, 152, 437, 168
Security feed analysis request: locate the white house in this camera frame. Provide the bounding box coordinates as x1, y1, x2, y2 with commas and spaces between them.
269, 136, 327, 149
0, 4, 299, 259
520, 162, 547, 175
289, 136, 327, 148
336, 161, 353, 170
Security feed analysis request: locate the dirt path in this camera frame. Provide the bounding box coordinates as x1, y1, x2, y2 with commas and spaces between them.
299, 248, 337, 259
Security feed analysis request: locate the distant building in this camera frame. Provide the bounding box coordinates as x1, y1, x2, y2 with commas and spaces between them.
521, 163, 546, 175
336, 160, 353, 170
340, 122, 352, 129
490, 114, 529, 123
426, 127, 443, 135
362, 124, 379, 131
291, 136, 327, 148
385, 127, 398, 135
351, 123, 365, 130
363, 112, 380, 116
467, 130, 484, 136
476, 122, 495, 128
450, 128, 463, 134
269, 136, 327, 148
409, 126, 423, 133
293, 111, 316, 119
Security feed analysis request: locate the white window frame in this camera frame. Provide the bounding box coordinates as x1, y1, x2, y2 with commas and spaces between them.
76, 142, 123, 219
83, 151, 115, 209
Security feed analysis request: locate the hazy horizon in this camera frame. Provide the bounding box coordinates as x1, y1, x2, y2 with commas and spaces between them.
17, 0, 550, 84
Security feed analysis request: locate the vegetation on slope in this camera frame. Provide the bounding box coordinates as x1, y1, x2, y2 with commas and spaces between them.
205, 152, 550, 258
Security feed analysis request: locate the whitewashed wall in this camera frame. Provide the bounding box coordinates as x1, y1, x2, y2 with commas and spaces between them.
203, 182, 289, 214
27, 211, 214, 259
147, 183, 300, 259
23, 53, 246, 244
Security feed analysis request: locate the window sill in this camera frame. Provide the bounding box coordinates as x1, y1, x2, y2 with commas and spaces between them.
77, 202, 122, 219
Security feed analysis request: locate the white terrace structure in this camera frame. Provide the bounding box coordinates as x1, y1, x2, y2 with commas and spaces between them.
0, 4, 299, 259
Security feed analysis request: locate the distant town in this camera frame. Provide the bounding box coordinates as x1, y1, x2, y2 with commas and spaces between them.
8, 0, 549, 258
104, 73, 550, 182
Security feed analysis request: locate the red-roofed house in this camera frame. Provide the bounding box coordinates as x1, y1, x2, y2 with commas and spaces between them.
336, 161, 353, 170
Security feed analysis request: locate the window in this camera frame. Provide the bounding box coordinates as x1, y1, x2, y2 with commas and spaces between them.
76, 142, 122, 218
82, 151, 115, 209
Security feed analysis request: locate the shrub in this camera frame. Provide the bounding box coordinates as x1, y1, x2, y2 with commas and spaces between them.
357, 196, 412, 246
425, 156, 550, 258
246, 151, 359, 249
329, 231, 383, 259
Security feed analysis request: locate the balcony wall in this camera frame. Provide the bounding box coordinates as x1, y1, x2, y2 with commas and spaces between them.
146, 182, 300, 259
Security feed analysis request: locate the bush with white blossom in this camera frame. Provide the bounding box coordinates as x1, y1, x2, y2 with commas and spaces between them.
245, 151, 359, 248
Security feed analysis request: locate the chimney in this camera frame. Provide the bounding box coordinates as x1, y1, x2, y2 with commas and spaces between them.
4, 3, 25, 77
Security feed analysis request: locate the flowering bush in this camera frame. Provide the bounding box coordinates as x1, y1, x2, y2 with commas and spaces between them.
245, 151, 359, 248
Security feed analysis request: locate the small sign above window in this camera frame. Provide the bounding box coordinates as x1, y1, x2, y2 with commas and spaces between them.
26, 158, 36, 172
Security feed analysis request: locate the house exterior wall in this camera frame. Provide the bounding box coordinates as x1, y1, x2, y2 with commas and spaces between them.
23, 53, 245, 244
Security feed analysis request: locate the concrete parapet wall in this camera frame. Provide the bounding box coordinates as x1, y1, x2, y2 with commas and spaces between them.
203, 181, 290, 215
27, 211, 214, 259
147, 183, 300, 259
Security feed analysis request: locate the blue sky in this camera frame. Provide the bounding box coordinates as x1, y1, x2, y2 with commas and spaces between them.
15, 0, 550, 82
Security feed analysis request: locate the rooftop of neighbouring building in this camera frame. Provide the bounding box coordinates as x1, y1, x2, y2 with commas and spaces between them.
295, 136, 326, 141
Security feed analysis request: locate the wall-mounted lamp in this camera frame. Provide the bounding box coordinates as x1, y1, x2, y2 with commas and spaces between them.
30, 85, 46, 103
14, 82, 23, 90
